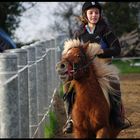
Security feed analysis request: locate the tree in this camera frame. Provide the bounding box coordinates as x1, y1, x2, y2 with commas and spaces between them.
49, 2, 82, 38
103, 2, 140, 37
0, 2, 36, 38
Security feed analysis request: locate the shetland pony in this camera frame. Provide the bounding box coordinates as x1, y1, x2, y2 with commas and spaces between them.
56, 39, 122, 138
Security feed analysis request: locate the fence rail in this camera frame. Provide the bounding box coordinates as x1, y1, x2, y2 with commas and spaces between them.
0, 35, 68, 138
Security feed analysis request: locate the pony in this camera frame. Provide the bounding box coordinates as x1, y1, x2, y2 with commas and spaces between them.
56, 39, 122, 138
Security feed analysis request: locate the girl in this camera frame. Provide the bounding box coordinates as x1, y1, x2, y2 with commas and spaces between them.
62, 2, 131, 134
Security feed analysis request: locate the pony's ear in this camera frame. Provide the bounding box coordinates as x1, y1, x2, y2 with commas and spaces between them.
83, 41, 90, 50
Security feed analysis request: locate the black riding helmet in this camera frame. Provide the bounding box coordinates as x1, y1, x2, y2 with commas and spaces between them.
80, 2, 102, 24
82, 2, 102, 15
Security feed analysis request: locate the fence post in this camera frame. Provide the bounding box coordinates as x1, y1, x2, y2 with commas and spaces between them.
22, 45, 38, 138
45, 49, 52, 107
34, 41, 47, 138
0, 53, 19, 138
5, 49, 29, 138
46, 40, 56, 104
40, 41, 49, 112
43, 40, 51, 105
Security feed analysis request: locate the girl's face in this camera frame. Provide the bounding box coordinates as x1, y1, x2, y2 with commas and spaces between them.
86, 8, 100, 24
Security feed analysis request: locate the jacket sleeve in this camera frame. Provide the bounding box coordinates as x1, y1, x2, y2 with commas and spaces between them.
97, 23, 121, 58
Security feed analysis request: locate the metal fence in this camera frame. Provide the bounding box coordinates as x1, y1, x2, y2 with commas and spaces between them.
0, 35, 68, 138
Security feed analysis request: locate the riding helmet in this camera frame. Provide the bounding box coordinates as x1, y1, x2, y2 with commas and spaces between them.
82, 2, 102, 14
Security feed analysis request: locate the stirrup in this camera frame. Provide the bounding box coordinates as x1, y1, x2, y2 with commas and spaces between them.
115, 118, 132, 130
62, 119, 73, 134
121, 118, 132, 130
121, 122, 131, 130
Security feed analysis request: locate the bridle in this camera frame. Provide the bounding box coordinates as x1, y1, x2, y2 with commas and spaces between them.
63, 46, 97, 79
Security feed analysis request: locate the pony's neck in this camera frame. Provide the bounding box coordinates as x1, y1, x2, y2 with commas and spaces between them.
74, 66, 102, 96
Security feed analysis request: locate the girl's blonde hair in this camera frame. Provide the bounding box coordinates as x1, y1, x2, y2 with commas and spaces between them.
75, 10, 88, 26
76, 14, 88, 25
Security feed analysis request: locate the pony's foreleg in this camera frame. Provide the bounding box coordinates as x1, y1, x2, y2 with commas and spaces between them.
73, 128, 89, 138
96, 127, 110, 138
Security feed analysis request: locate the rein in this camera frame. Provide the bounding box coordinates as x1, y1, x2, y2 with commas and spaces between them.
75, 54, 97, 71
65, 46, 97, 77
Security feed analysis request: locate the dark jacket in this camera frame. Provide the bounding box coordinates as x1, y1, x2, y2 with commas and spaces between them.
73, 18, 121, 58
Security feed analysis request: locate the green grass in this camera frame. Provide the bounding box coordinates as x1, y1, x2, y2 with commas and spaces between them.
44, 85, 64, 138
59, 83, 64, 98
44, 110, 58, 138
112, 59, 140, 74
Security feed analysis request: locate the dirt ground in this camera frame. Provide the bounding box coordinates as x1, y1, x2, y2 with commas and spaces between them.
53, 73, 140, 138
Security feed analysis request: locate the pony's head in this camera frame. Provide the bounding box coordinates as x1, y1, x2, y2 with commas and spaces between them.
56, 39, 101, 82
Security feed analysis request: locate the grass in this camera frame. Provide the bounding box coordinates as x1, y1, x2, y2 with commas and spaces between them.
44, 85, 64, 138
112, 59, 140, 74
59, 83, 64, 98
44, 110, 58, 138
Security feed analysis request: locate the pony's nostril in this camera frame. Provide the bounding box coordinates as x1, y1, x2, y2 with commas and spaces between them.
61, 63, 66, 69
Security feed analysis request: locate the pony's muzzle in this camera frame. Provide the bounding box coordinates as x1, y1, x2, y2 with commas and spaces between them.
56, 61, 70, 82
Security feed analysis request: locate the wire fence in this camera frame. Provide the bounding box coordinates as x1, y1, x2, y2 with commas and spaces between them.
0, 35, 68, 138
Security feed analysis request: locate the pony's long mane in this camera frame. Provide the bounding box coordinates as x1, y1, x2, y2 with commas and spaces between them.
63, 39, 120, 107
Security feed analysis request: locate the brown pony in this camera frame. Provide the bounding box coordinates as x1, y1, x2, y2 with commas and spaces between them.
56, 39, 122, 138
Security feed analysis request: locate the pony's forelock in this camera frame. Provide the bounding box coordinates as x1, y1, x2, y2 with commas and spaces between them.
62, 39, 81, 55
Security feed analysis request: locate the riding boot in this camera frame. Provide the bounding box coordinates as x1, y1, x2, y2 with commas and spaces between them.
110, 99, 131, 129
109, 79, 131, 130
62, 82, 75, 134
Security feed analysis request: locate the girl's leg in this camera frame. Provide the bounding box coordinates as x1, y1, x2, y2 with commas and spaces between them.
62, 82, 75, 133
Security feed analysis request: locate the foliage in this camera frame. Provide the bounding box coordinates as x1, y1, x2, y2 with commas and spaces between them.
103, 2, 140, 37
0, 2, 36, 38
49, 2, 82, 38
44, 110, 58, 138
112, 59, 140, 74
